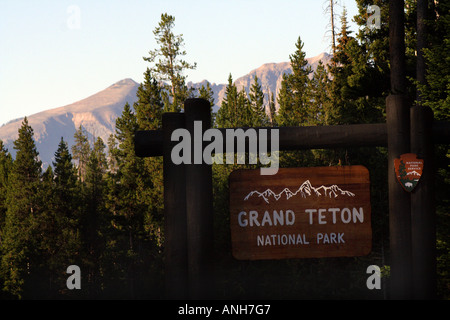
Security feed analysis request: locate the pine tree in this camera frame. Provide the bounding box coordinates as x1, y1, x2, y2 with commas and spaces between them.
0, 117, 42, 298
277, 36, 312, 126
309, 60, 332, 125
418, 1, 450, 121
72, 125, 91, 181
416, 1, 450, 298
53, 137, 77, 189
216, 74, 238, 128
276, 73, 294, 126
236, 88, 251, 127
92, 137, 107, 174
107, 134, 118, 173
105, 101, 162, 297
329, 7, 384, 125
0, 141, 12, 230
143, 13, 197, 112
81, 139, 107, 298
249, 75, 268, 126
46, 137, 81, 297
134, 68, 164, 130
268, 91, 277, 127
198, 81, 216, 125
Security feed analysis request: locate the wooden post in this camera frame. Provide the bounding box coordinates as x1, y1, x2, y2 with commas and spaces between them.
184, 98, 214, 299
410, 105, 436, 299
389, 0, 407, 95
416, 0, 428, 102
163, 112, 188, 299
386, 94, 412, 299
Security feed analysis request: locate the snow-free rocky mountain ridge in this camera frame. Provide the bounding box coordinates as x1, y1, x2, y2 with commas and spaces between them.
0, 52, 331, 167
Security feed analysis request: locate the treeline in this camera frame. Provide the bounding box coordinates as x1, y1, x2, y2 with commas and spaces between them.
0, 2, 449, 299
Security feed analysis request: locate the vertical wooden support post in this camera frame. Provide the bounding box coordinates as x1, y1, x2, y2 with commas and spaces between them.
389, 0, 407, 95
163, 112, 188, 299
386, 95, 412, 299
410, 105, 436, 299
184, 98, 214, 299
416, 0, 428, 102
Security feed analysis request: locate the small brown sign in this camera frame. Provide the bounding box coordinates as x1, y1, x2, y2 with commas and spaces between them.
394, 153, 423, 192
229, 166, 372, 260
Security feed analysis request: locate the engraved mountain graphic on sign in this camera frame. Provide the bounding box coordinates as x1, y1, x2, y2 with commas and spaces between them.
406, 170, 421, 178
244, 180, 355, 204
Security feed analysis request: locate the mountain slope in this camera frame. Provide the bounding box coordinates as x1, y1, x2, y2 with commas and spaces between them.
0, 52, 331, 168
188, 52, 332, 111
0, 78, 139, 167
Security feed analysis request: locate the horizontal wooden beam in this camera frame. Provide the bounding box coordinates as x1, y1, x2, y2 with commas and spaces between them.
278, 123, 387, 150
135, 121, 450, 158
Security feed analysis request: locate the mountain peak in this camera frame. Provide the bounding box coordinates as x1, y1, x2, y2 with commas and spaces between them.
0, 53, 330, 168
0, 78, 140, 167
110, 78, 139, 88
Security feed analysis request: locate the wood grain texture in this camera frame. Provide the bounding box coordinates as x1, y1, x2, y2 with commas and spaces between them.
229, 166, 372, 260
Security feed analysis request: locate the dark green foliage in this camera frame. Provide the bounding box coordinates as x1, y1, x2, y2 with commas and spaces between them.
143, 13, 197, 112
0, 118, 42, 298
249, 75, 268, 126
71, 125, 90, 181
0, 7, 448, 300
134, 68, 164, 130
277, 37, 312, 127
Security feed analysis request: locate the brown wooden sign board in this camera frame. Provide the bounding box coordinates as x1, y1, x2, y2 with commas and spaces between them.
229, 166, 372, 260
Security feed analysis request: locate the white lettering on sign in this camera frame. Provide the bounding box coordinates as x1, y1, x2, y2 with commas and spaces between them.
316, 232, 345, 244
238, 209, 295, 227
306, 207, 364, 224
256, 233, 309, 246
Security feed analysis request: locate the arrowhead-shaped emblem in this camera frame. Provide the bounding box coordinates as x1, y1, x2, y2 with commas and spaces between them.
394, 153, 424, 192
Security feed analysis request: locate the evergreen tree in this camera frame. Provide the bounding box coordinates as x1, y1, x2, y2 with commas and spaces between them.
80, 139, 107, 298
416, 0, 450, 298
72, 125, 91, 181
198, 81, 216, 125
92, 137, 108, 174
277, 37, 312, 126
54, 137, 77, 189
237, 88, 252, 127
46, 137, 81, 297
268, 91, 277, 127
0, 117, 42, 298
309, 60, 332, 125
329, 7, 384, 125
249, 75, 268, 126
276, 73, 294, 126
418, 0, 450, 121
107, 134, 118, 174
216, 74, 238, 128
143, 13, 197, 112
104, 102, 162, 298
0, 141, 12, 230
134, 68, 164, 130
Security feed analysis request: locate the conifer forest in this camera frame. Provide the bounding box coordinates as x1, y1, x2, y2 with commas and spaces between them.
0, 1, 449, 299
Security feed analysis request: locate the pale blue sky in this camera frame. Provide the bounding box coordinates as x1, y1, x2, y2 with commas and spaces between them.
0, 0, 359, 126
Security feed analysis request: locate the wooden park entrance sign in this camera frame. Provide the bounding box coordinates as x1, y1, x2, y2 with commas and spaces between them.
135, 97, 450, 299
229, 166, 371, 260
134, 1, 450, 300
